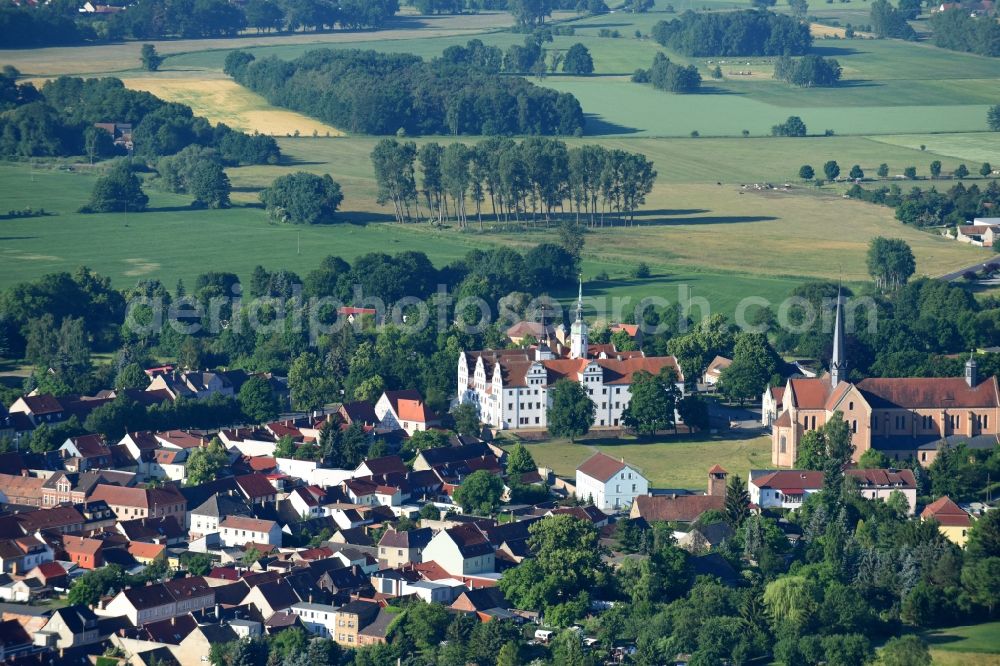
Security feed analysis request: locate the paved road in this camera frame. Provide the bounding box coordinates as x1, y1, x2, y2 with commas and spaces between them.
937, 256, 1000, 282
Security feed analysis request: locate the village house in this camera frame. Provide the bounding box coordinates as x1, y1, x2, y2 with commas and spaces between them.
37, 605, 101, 649
58, 434, 111, 472
459, 283, 684, 430
186, 491, 252, 540
921, 496, 973, 546
769, 293, 1000, 467
702, 355, 732, 386
374, 389, 440, 436
89, 484, 186, 521
0, 473, 45, 507
630, 467, 729, 524
575, 452, 649, 511
377, 527, 433, 568
422, 524, 495, 576
331, 599, 381, 648
219, 516, 282, 548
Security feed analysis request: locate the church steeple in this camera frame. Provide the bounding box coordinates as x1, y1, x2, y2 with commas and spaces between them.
570, 275, 588, 359
831, 285, 847, 387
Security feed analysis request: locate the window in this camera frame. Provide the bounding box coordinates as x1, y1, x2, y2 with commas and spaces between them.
616, 485, 621, 492
852, 420, 857, 434
780, 436, 786, 453
632, 484, 636, 492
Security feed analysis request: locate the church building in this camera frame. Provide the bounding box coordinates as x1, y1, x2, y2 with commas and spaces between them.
770, 290, 1000, 467
458, 281, 684, 430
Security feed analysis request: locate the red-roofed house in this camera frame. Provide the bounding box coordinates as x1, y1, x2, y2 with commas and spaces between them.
375, 390, 440, 436
921, 496, 973, 546
749, 470, 826, 509
575, 452, 648, 510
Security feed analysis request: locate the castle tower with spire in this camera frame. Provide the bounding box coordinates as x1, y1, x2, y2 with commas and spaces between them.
570, 276, 588, 359
830, 286, 847, 387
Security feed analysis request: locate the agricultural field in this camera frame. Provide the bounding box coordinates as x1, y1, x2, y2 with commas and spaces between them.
500, 433, 772, 490
1, 131, 987, 309
120, 74, 343, 137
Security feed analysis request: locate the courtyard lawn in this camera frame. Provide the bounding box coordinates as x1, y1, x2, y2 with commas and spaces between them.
500, 434, 772, 490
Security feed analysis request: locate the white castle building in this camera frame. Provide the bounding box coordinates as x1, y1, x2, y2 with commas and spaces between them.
457, 281, 684, 430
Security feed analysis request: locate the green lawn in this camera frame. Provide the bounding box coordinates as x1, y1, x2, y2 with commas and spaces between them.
924, 622, 1000, 655
501, 433, 772, 490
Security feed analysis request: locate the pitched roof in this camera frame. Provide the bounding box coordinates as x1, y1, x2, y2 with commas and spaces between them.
577, 452, 627, 482
221, 516, 276, 532
358, 455, 408, 476
750, 470, 825, 492
631, 494, 724, 523
378, 527, 433, 550
67, 434, 110, 459
382, 390, 437, 423
444, 524, 493, 558
235, 474, 276, 500
857, 377, 999, 409
128, 542, 165, 560
787, 377, 832, 410
0, 473, 45, 500
122, 583, 174, 610
163, 576, 212, 601
341, 401, 379, 425
144, 614, 197, 644
19, 394, 63, 415
63, 536, 103, 556
921, 496, 972, 527
845, 468, 916, 488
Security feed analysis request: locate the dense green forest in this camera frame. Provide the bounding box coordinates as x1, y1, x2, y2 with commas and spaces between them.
928, 7, 1000, 57
224, 46, 585, 136
0, 71, 279, 163
651, 10, 812, 57
0, 0, 398, 47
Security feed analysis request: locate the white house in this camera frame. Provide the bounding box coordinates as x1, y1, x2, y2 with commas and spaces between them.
846, 468, 918, 515
749, 470, 825, 509
575, 452, 648, 511
421, 524, 495, 576
702, 355, 732, 386
291, 601, 340, 638
374, 390, 439, 435
219, 516, 282, 548
457, 284, 684, 430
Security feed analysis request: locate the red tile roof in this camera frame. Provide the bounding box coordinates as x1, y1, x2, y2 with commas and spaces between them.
788, 377, 832, 410
846, 468, 916, 488
751, 470, 825, 491
221, 516, 276, 532
921, 496, 971, 527
857, 377, 999, 409
577, 452, 626, 482
631, 494, 724, 523
128, 541, 165, 560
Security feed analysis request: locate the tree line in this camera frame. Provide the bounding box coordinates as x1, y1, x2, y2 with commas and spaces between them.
0, 0, 398, 48
929, 7, 1000, 57
224, 45, 585, 136
0, 72, 279, 164
370, 137, 657, 228
651, 9, 812, 57
848, 179, 1000, 228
